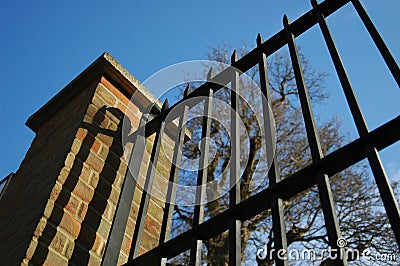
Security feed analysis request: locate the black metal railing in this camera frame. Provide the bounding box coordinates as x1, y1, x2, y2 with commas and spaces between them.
0, 173, 14, 201
105, 0, 400, 265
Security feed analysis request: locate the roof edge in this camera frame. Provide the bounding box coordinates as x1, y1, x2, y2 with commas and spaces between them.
26, 52, 159, 132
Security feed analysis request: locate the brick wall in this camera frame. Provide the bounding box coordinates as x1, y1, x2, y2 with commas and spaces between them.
0, 53, 174, 265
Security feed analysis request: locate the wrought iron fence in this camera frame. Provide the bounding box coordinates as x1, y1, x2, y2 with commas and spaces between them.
105, 0, 400, 265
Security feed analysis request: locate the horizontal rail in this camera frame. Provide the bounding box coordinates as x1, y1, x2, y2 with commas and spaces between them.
128, 0, 351, 139
125, 115, 400, 265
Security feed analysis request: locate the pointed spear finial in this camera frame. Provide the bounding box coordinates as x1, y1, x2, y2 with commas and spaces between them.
183, 83, 191, 97
256, 33, 264, 46
311, 0, 318, 8
161, 99, 169, 112
231, 50, 238, 64
207, 68, 214, 81
148, 103, 159, 116
283, 14, 291, 28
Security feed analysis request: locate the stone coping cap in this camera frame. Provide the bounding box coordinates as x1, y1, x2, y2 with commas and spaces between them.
26, 52, 162, 132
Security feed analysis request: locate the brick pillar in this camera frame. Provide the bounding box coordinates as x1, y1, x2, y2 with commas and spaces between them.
0, 53, 173, 265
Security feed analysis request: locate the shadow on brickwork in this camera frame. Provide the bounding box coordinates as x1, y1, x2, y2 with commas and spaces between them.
30, 106, 130, 265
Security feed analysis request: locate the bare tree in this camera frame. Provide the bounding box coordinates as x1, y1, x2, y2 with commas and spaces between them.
170, 43, 399, 265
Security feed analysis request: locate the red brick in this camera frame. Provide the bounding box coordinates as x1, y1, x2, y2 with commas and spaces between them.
49, 182, 62, 202
97, 143, 108, 158
126, 106, 140, 123
125, 217, 135, 237
33, 218, 47, 238
57, 167, 71, 185
109, 186, 120, 205
25, 239, 38, 261
141, 230, 158, 251
144, 215, 161, 239
97, 219, 111, 240
116, 101, 128, 114
118, 253, 128, 266
96, 134, 113, 147
100, 77, 131, 107
70, 138, 82, 156
64, 239, 75, 259
73, 180, 94, 203
76, 128, 88, 141
96, 84, 117, 106
104, 201, 116, 222
43, 200, 55, 220
59, 212, 81, 239
90, 139, 102, 154
130, 201, 139, 220
90, 172, 100, 189
86, 153, 104, 173
80, 163, 93, 183
113, 172, 125, 190
86, 104, 99, 119
64, 153, 75, 169
64, 195, 81, 216
49, 229, 69, 254
147, 200, 164, 223
153, 173, 169, 195
121, 234, 132, 255
133, 188, 142, 206
92, 94, 106, 109
77, 201, 88, 220
138, 246, 147, 256
95, 237, 105, 256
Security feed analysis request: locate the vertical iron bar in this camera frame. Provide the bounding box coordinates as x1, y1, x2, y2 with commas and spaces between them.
229, 51, 241, 266
284, 15, 346, 265
102, 106, 153, 266
312, 0, 400, 248
159, 85, 191, 266
351, 0, 400, 87
129, 100, 169, 260
257, 33, 288, 266
365, 144, 400, 247
312, 0, 369, 138
189, 73, 214, 266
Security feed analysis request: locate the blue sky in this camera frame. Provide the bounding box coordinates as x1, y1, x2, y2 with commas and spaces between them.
0, 0, 399, 180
